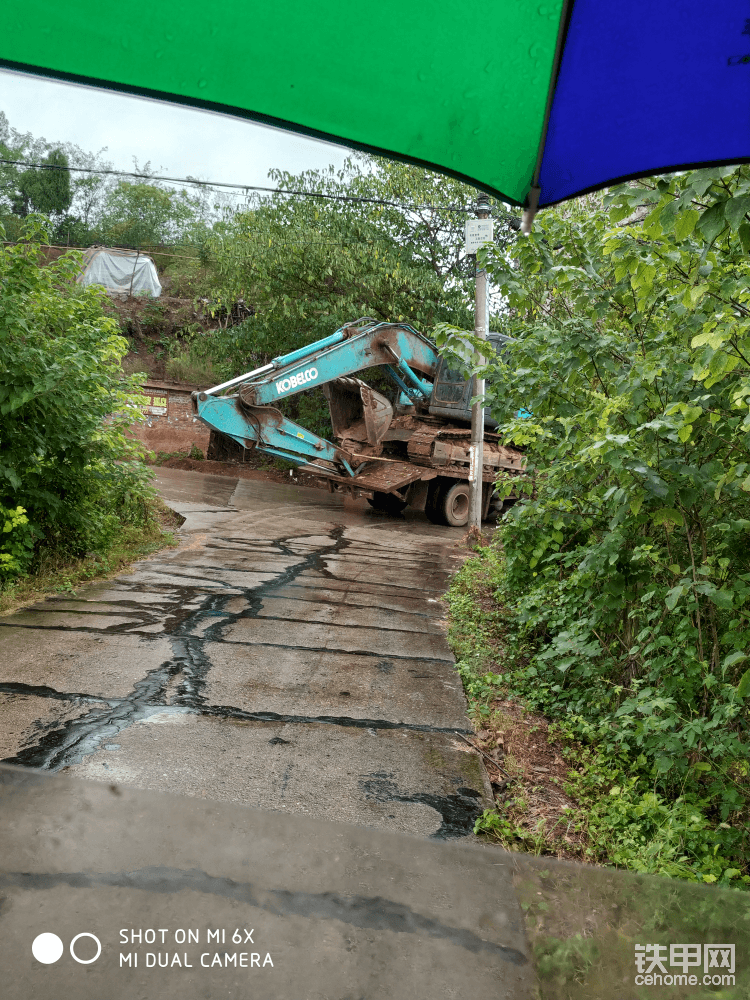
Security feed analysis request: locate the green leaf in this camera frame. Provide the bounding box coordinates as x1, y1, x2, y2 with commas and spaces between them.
665, 585, 685, 610
629, 493, 644, 515
724, 195, 750, 231
686, 284, 710, 308
739, 222, 750, 254
696, 201, 727, 242
722, 650, 747, 671
673, 208, 699, 241
694, 582, 734, 609
653, 508, 685, 527
736, 668, 750, 699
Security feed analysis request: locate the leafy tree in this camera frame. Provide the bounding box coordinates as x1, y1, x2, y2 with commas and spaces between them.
10, 149, 72, 218
197, 155, 518, 377
437, 166, 750, 883
99, 176, 210, 249
50, 213, 96, 248
0, 111, 47, 210
0, 113, 117, 243
66, 145, 114, 229
0, 216, 153, 571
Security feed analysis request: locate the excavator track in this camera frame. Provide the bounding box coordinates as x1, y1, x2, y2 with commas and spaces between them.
406, 425, 524, 482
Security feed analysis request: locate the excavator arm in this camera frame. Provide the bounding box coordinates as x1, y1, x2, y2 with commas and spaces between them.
192, 317, 526, 524
191, 318, 440, 476
193, 394, 361, 476
211, 317, 438, 405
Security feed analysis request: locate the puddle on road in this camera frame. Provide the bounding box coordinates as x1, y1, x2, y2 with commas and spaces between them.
359, 770, 484, 840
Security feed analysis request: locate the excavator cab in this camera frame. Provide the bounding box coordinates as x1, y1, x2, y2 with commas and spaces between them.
427, 333, 513, 426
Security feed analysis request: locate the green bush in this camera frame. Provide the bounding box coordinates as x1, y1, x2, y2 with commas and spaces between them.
0, 505, 36, 576
439, 167, 750, 883
0, 215, 154, 575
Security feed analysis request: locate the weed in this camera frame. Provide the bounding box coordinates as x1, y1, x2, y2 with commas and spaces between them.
165, 351, 216, 385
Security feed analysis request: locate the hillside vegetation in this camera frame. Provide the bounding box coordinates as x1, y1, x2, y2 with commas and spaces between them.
0, 217, 166, 597
439, 167, 750, 884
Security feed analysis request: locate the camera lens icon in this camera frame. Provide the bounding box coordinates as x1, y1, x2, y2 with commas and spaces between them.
32, 932, 102, 965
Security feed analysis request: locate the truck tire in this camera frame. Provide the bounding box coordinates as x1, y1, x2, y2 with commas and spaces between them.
367, 491, 407, 513
441, 480, 471, 527
425, 479, 470, 527
424, 479, 445, 524
491, 494, 517, 520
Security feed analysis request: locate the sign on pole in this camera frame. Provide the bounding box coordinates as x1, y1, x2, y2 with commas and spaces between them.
464, 219, 494, 254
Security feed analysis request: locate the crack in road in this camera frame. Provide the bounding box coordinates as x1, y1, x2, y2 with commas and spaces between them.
3, 526, 466, 763
0, 867, 527, 964
0, 508, 482, 838
4, 528, 354, 768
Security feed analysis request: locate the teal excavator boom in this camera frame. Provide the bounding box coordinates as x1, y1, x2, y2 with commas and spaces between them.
192, 317, 524, 526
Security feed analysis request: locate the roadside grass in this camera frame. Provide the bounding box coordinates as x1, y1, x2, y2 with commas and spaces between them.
449, 541, 750, 998
447, 540, 750, 888
446, 541, 589, 862
0, 498, 182, 616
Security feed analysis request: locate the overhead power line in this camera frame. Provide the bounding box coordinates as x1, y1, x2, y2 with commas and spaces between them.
0, 157, 490, 215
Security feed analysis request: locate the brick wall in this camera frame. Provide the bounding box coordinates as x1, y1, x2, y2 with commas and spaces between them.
129, 382, 211, 455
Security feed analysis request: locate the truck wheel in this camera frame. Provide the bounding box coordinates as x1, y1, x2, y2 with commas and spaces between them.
441, 481, 471, 527
488, 490, 505, 519
367, 491, 407, 513
424, 479, 446, 524
491, 494, 516, 519
426, 480, 470, 527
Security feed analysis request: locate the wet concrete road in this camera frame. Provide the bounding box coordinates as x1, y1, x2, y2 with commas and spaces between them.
0, 468, 488, 838
0, 766, 534, 999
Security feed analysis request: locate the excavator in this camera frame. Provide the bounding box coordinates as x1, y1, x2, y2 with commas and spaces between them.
191, 317, 524, 527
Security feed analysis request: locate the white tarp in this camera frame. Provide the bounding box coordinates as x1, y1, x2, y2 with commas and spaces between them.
77, 247, 162, 297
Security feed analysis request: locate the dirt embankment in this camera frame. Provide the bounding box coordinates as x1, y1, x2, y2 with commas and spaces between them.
109, 284, 227, 455
108, 279, 253, 383
108, 290, 212, 382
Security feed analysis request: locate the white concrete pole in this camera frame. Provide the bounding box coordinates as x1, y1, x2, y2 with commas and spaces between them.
468, 193, 490, 531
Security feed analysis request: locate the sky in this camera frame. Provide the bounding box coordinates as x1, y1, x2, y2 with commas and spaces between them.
0, 68, 351, 188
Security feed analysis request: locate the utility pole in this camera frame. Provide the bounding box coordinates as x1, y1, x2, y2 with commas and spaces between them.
468, 192, 491, 531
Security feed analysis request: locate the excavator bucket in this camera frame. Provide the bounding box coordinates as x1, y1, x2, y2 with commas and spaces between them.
323, 378, 393, 449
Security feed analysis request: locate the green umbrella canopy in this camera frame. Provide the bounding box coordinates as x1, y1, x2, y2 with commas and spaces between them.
5, 2, 749, 210
1, 0, 563, 205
